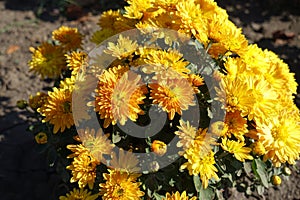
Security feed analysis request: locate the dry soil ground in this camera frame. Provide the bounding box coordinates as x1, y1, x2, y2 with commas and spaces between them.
0, 0, 300, 199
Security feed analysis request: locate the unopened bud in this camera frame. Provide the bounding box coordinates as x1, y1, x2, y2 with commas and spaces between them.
271, 175, 281, 186
151, 140, 167, 156
16, 100, 28, 109
282, 167, 292, 176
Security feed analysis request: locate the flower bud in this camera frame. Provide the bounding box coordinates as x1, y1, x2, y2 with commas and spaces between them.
149, 161, 160, 172
210, 121, 227, 137
271, 175, 281, 186
35, 132, 48, 144
16, 100, 28, 109
282, 167, 292, 176
151, 140, 167, 156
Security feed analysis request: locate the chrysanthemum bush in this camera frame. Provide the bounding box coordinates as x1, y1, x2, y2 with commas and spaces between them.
19, 0, 300, 199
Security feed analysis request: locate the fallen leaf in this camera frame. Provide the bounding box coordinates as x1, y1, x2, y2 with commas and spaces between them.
6, 45, 20, 54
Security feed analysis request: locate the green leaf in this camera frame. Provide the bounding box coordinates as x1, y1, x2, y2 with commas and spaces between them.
193, 175, 201, 192
112, 132, 121, 143
243, 162, 252, 176
254, 159, 269, 188
199, 186, 215, 200
257, 185, 265, 196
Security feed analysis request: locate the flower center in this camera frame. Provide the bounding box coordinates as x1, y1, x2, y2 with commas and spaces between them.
62, 101, 71, 113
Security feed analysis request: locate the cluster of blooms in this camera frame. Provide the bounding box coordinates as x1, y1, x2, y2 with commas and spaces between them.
26, 0, 300, 199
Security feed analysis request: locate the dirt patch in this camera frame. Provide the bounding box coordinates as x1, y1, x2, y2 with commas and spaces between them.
0, 0, 299, 199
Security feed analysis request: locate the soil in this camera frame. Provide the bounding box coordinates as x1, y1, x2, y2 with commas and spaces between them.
0, 0, 299, 199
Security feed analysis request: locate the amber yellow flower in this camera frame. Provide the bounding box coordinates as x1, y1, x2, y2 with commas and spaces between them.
151, 140, 167, 156
223, 110, 248, 142
256, 114, 300, 167
34, 132, 47, 144
66, 144, 100, 189
163, 191, 197, 200
124, 0, 152, 19
38, 87, 74, 134
215, 75, 255, 117
99, 169, 144, 200
77, 127, 114, 163
52, 26, 83, 51
176, 0, 208, 44
175, 120, 215, 153
149, 77, 195, 120
181, 150, 219, 189
90, 28, 116, 45
110, 148, 140, 173
28, 42, 66, 79
142, 49, 190, 80
59, 188, 98, 200
245, 75, 278, 123
104, 35, 139, 59
221, 138, 253, 162
95, 67, 147, 128
251, 141, 266, 156
29, 92, 48, 110
187, 74, 204, 93
65, 51, 88, 75
208, 17, 248, 57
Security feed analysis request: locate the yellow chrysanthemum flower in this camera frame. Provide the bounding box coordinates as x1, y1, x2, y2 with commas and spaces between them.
149, 77, 195, 120
95, 67, 147, 128
215, 75, 255, 116
29, 42, 66, 79
245, 74, 278, 123
52, 26, 83, 51
163, 191, 197, 200
221, 138, 253, 162
187, 74, 204, 93
66, 144, 100, 189
223, 110, 248, 142
142, 49, 190, 80
181, 150, 219, 189
77, 127, 114, 163
104, 35, 139, 59
251, 141, 266, 156
176, 0, 208, 44
99, 169, 145, 200
38, 87, 74, 134
90, 28, 116, 45
110, 148, 141, 173
124, 0, 153, 19
256, 114, 300, 167
98, 9, 137, 32
59, 188, 98, 200
208, 18, 248, 57
175, 120, 215, 153
28, 92, 48, 110
261, 49, 297, 95
65, 51, 88, 76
